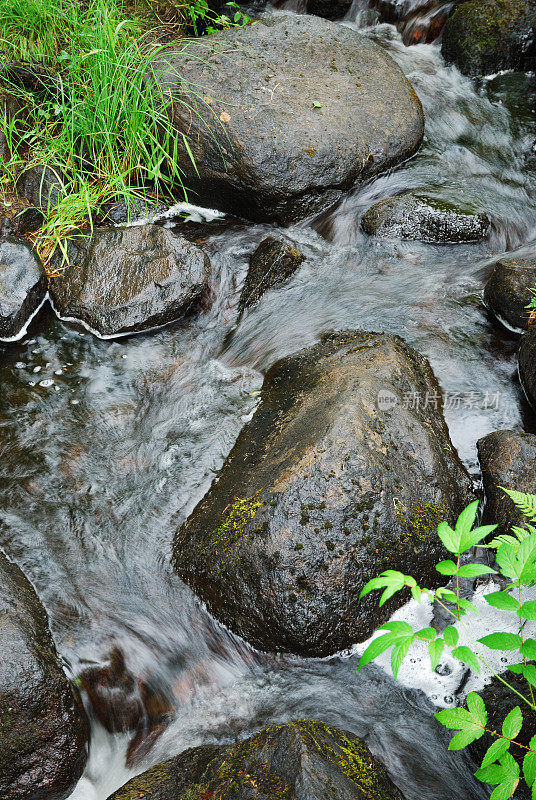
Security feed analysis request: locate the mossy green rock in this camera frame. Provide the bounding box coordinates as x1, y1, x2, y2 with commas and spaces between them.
484, 256, 536, 332
155, 15, 424, 223
173, 330, 473, 656
441, 0, 536, 77
108, 720, 404, 800
519, 324, 536, 409
0, 551, 89, 799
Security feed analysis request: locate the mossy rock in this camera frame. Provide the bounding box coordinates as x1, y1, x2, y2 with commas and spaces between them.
108, 720, 404, 800
441, 0, 536, 77
174, 330, 473, 657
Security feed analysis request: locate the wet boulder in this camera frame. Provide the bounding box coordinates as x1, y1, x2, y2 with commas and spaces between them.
238, 236, 305, 313
109, 720, 404, 800
477, 430, 536, 533
0, 237, 47, 340
174, 330, 473, 657
49, 224, 210, 337
17, 164, 66, 211
484, 256, 536, 332
441, 0, 536, 78
519, 324, 536, 409
0, 551, 89, 800
100, 196, 168, 225
361, 193, 490, 243
155, 15, 424, 223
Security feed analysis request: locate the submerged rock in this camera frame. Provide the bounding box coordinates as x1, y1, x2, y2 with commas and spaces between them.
155, 15, 424, 223
0, 551, 89, 800
519, 324, 536, 409
441, 0, 536, 77
49, 224, 210, 337
174, 330, 473, 657
0, 237, 47, 340
477, 430, 536, 534
238, 236, 305, 313
484, 256, 536, 332
109, 720, 404, 800
361, 193, 490, 243
79, 647, 145, 734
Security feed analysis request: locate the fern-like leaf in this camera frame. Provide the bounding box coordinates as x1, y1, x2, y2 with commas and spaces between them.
502, 488, 536, 523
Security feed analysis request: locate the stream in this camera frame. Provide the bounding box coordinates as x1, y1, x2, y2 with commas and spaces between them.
1, 6, 536, 799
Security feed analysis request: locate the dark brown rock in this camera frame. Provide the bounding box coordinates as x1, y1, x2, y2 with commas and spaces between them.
155, 14, 424, 223
79, 647, 145, 734
477, 430, 536, 533
0, 551, 89, 800
441, 0, 536, 78
519, 324, 536, 410
109, 720, 404, 800
238, 237, 305, 313
49, 224, 211, 337
361, 193, 490, 243
17, 164, 66, 211
484, 257, 536, 332
173, 330, 473, 657
0, 237, 47, 340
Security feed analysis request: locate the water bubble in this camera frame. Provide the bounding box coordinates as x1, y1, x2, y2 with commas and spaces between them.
54, 369, 63, 375
39, 379, 54, 388
501, 657, 508, 663
444, 695, 454, 704
14, 362, 25, 369
33, 366, 42, 373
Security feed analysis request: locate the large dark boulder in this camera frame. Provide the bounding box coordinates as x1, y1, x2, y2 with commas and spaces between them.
17, 164, 66, 211
484, 256, 536, 332
238, 236, 305, 313
519, 324, 536, 409
477, 430, 536, 533
0, 237, 47, 340
441, 0, 536, 78
108, 720, 404, 800
155, 15, 424, 223
0, 551, 89, 800
361, 193, 490, 243
173, 330, 473, 657
49, 224, 210, 337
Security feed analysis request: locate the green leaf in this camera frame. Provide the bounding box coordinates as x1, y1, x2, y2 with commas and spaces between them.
485, 591, 519, 611
502, 488, 536, 523
524, 751, 536, 788
455, 500, 480, 539
437, 520, 458, 553
452, 645, 480, 673
435, 706, 471, 728
496, 543, 521, 582
457, 564, 498, 578
520, 639, 536, 660
478, 633, 522, 651
429, 639, 444, 671
312, 101, 323, 108
411, 585, 422, 602
415, 627, 436, 641
379, 621, 413, 636
461, 524, 498, 551
490, 781, 518, 800
448, 728, 483, 750
356, 633, 395, 672
436, 588, 458, 602
475, 763, 509, 784
467, 692, 487, 726
436, 559, 457, 575
503, 706, 523, 739
443, 625, 459, 646
520, 600, 536, 620
391, 638, 412, 679
481, 738, 510, 769
458, 598, 481, 615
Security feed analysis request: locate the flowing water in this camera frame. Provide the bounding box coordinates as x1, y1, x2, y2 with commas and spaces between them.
1, 9, 536, 800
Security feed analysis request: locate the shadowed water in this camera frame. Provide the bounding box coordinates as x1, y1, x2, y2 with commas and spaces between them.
1, 11, 536, 800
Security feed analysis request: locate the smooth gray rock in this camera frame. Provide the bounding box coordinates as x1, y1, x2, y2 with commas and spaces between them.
155, 14, 424, 223
519, 324, 536, 409
174, 330, 473, 657
484, 256, 536, 332
0, 551, 89, 800
361, 192, 490, 243
0, 237, 47, 340
238, 236, 305, 313
108, 720, 404, 800
477, 430, 536, 534
49, 225, 210, 337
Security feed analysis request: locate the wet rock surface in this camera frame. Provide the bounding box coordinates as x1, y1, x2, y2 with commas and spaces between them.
519, 324, 536, 410
174, 330, 473, 657
477, 430, 536, 533
238, 236, 305, 313
441, 0, 536, 77
100, 196, 168, 225
0, 551, 89, 800
17, 164, 66, 211
484, 256, 536, 332
155, 14, 424, 223
0, 237, 47, 340
49, 224, 211, 337
361, 193, 490, 243
108, 720, 404, 800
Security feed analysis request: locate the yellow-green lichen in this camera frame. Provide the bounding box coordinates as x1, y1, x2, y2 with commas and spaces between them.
397, 501, 449, 547
205, 493, 263, 555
